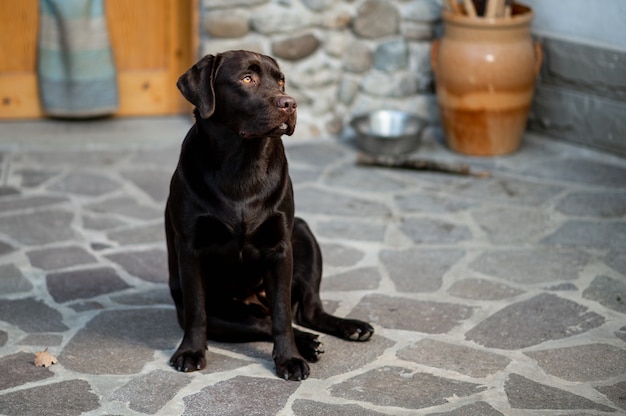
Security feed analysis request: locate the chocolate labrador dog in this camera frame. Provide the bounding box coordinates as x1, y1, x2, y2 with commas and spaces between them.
165, 50, 373, 381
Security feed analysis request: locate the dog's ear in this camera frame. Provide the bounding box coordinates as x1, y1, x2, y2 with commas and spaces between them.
177, 54, 221, 119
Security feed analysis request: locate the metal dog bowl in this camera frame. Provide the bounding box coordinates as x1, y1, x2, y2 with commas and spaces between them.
350, 110, 427, 155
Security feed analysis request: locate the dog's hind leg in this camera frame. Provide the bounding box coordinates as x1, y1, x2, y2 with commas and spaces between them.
291, 218, 374, 342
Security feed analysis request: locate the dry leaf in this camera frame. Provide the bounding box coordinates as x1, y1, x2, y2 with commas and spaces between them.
34, 348, 57, 368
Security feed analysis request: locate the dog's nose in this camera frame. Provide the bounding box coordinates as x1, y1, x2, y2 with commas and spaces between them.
277, 96, 297, 114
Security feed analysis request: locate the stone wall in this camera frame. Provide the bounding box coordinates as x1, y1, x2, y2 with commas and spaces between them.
200, 0, 442, 140
527, 36, 626, 156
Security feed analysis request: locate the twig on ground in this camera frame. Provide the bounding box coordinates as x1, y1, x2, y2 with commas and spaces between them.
356, 153, 491, 178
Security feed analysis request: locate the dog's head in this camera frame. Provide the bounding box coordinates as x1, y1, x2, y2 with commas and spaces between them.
177, 50, 297, 139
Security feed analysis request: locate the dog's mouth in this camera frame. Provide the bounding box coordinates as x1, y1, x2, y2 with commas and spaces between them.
240, 118, 296, 139
276, 121, 296, 136
269, 117, 296, 137
278, 121, 296, 136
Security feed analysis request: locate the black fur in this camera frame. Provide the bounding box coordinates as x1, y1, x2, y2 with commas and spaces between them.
166, 51, 373, 381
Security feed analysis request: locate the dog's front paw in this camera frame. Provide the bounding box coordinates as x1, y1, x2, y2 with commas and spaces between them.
170, 348, 206, 372
275, 356, 310, 381
340, 319, 374, 342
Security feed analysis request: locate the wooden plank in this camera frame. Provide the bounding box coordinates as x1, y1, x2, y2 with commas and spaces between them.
115, 70, 171, 116
107, 0, 195, 115
106, 0, 168, 70
0, 0, 41, 118
0, 74, 42, 119
168, 0, 196, 114
0, 0, 38, 73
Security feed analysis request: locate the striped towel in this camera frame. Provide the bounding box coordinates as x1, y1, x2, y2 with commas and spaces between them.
37, 0, 118, 118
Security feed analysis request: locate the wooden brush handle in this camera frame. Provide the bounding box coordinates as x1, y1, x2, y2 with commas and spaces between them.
464, 0, 477, 17
447, 0, 461, 14
485, 0, 503, 17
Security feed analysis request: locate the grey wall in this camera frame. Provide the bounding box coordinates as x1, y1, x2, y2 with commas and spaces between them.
523, 0, 626, 155
523, 0, 626, 49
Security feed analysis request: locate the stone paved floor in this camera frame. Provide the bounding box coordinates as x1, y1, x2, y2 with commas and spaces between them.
0, 116, 625, 416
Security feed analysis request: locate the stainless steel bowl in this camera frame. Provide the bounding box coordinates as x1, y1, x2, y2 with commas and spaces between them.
350, 110, 427, 155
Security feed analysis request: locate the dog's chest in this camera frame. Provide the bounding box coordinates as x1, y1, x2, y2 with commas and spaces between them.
193, 212, 287, 262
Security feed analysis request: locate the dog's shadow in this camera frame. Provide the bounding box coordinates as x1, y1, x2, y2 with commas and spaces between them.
203, 340, 275, 374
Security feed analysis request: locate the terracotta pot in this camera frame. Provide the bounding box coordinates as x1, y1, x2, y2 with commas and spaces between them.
431, 3, 542, 156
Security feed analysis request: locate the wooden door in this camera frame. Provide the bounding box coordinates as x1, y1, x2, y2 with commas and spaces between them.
0, 1, 41, 118
107, 0, 195, 116
0, 0, 196, 119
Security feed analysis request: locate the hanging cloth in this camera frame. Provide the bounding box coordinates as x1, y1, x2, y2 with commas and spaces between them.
37, 0, 118, 118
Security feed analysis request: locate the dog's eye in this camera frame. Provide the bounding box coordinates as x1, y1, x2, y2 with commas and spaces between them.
278, 79, 285, 88
242, 75, 253, 84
